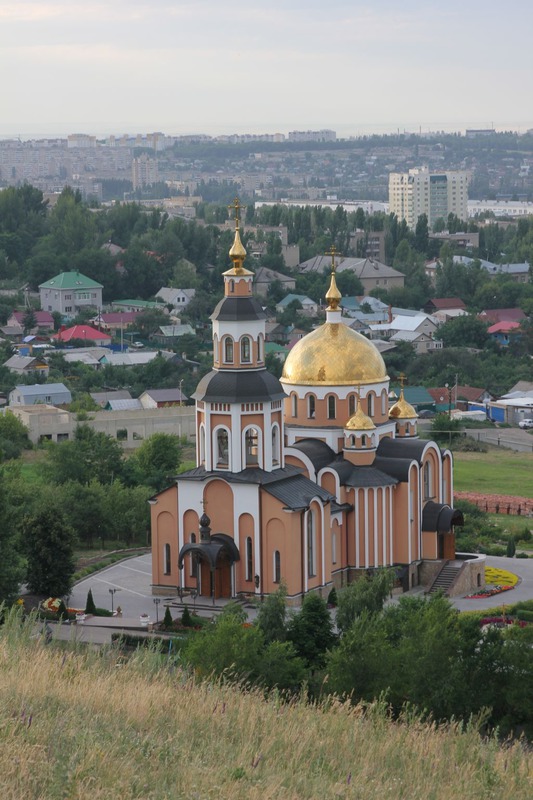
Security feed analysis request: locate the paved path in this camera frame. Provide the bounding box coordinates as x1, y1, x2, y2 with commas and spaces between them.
463, 427, 533, 454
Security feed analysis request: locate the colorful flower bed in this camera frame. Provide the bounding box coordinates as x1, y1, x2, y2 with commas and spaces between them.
479, 616, 527, 629
485, 567, 519, 587
466, 585, 514, 599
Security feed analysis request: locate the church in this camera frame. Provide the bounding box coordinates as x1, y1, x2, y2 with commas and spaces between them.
151, 206, 465, 602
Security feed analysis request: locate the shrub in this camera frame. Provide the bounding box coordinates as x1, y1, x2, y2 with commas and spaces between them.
94, 608, 114, 617
519, 527, 532, 542
181, 606, 193, 627
163, 606, 173, 628
506, 537, 516, 558
516, 610, 533, 622
85, 589, 97, 615
516, 552, 530, 559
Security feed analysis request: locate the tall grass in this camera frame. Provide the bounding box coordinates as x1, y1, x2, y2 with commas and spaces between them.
454, 449, 533, 497
1, 609, 532, 799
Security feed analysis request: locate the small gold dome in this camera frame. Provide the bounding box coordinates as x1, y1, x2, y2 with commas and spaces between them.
281, 322, 388, 386
229, 228, 247, 273
389, 389, 418, 420
345, 404, 376, 431
325, 271, 341, 311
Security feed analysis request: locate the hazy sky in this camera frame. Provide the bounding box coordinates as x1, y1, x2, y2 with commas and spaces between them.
1, 0, 532, 138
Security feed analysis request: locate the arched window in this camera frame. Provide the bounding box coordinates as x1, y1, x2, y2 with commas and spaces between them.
217, 429, 229, 467
245, 428, 259, 466
307, 509, 316, 578
272, 424, 280, 466
349, 394, 356, 416
213, 334, 219, 363
350, 434, 356, 447
164, 543, 171, 575
200, 425, 206, 465
381, 390, 387, 416
291, 393, 297, 417
367, 393, 374, 417
224, 337, 234, 363
229, 279, 235, 293
328, 395, 336, 420
308, 394, 316, 419
257, 334, 263, 362
361, 434, 367, 447
273, 550, 281, 583
332, 531, 337, 564
246, 537, 253, 581
190, 533, 197, 577
423, 461, 432, 500
241, 336, 251, 363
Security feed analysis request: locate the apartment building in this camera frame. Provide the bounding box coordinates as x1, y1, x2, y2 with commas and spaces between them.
389, 166, 470, 228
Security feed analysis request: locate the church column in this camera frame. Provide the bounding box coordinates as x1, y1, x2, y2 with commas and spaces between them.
364, 488, 369, 569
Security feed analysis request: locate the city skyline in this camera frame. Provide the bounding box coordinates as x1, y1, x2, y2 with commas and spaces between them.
1, 0, 532, 138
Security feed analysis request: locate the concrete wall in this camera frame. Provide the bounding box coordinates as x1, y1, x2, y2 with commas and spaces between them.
8, 405, 196, 447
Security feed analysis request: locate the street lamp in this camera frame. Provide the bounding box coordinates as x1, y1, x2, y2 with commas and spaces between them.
153, 597, 161, 623
444, 383, 452, 418
108, 588, 119, 614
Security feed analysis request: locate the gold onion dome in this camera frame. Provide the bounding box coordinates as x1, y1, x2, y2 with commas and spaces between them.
229, 228, 247, 273
389, 388, 418, 419
325, 271, 341, 310
345, 401, 376, 431
281, 323, 388, 386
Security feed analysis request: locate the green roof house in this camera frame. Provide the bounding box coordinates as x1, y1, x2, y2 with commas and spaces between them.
39, 271, 103, 319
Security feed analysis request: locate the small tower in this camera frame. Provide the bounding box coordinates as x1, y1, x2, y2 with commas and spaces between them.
343, 392, 377, 466
193, 198, 286, 473
389, 375, 418, 438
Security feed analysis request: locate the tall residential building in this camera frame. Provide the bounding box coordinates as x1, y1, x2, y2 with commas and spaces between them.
389, 167, 470, 228
132, 154, 159, 189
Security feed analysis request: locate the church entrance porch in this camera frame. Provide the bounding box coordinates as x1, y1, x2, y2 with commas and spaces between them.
178, 513, 239, 604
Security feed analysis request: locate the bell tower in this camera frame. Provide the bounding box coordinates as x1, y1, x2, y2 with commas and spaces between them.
193, 198, 286, 473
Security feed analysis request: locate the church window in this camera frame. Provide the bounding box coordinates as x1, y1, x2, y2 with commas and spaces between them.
332, 531, 337, 564
273, 550, 281, 583
229, 279, 235, 293
349, 394, 356, 416
367, 393, 374, 417
246, 537, 253, 581
328, 395, 336, 420
217, 429, 229, 467
381, 390, 387, 415
245, 428, 259, 466
350, 434, 355, 447
272, 424, 280, 466
308, 394, 316, 419
423, 461, 433, 499
190, 533, 197, 577
164, 543, 171, 575
200, 425, 206, 465
361, 434, 367, 447
307, 509, 316, 577
241, 336, 251, 363
291, 393, 297, 417
224, 337, 234, 363
257, 334, 263, 362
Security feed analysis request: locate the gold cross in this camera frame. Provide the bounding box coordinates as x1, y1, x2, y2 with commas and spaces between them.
228, 197, 244, 230
399, 373, 406, 389
325, 245, 340, 273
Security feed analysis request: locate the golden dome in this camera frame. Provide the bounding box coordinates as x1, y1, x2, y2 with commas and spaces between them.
345, 403, 376, 431
229, 228, 247, 273
389, 388, 418, 420
281, 322, 388, 386
325, 271, 341, 311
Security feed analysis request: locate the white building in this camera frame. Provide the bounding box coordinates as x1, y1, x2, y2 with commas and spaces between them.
389, 167, 470, 228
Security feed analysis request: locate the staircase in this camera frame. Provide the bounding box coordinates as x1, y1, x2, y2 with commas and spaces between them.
427, 560, 463, 595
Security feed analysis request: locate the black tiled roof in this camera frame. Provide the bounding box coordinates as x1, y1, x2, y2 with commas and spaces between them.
262, 474, 334, 510
376, 436, 428, 464
328, 461, 398, 488
211, 296, 266, 322
288, 438, 336, 472
176, 464, 303, 485
422, 501, 464, 533
373, 456, 415, 482
193, 369, 286, 403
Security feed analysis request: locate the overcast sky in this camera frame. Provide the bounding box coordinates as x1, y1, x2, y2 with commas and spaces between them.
1, 0, 532, 139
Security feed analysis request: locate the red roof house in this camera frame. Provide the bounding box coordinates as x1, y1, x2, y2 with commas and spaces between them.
53, 325, 112, 346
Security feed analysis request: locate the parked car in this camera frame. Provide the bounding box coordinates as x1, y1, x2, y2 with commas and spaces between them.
518, 419, 533, 429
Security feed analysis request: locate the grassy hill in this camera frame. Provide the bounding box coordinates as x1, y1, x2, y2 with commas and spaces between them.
454, 448, 533, 497
1, 611, 532, 800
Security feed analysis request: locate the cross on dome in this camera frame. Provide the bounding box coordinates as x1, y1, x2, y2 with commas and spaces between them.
325, 246, 342, 312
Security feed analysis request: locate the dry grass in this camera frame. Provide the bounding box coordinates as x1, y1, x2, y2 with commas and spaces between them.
1, 611, 533, 800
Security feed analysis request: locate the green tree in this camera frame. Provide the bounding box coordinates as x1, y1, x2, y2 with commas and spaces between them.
437, 315, 489, 349
45, 425, 124, 485
287, 593, 336, 671
335, 570, 394, 635
506, 537, 516, 558
85, 589, 97, 614
129, 433, 182, 491
0, 469, 25, 604
0, 411, 32, 462
431, 413, 462, 446
24, 504, 76, 597
182, 613, 263, 681
256, 582, 288, 644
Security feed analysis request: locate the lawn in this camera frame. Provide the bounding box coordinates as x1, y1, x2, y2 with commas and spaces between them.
454, 448, 533, 498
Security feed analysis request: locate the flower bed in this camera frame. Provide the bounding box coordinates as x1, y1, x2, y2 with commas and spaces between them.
466, 584, 514, 599
485, 566, 519, 587
479, 616, 527, 628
